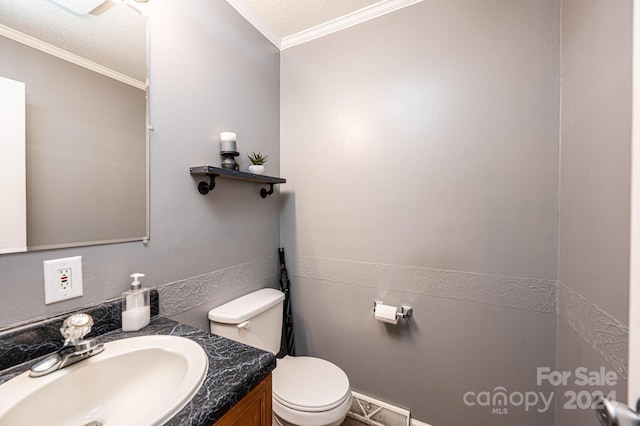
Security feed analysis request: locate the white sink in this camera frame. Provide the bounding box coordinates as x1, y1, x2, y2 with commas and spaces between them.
0, 335, 209, 426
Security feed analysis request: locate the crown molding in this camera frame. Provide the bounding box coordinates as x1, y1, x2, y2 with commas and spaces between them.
281, 0, 424, 50
225, 0, 281, 49
0, 25, 147, 90
50, 0, 106, 15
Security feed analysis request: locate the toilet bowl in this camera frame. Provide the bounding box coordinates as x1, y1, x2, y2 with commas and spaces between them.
208, 289, 351, 426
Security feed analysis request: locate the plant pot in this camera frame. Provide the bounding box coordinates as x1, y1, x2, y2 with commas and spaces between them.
249, 164, 265, 175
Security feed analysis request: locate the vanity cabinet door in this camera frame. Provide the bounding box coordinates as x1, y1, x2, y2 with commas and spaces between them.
214, 374, 272, 426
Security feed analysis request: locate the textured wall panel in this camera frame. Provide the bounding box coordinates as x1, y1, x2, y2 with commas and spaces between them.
558, 282, 629, 378
158, 256, 278, 317
287, 255, 557, 314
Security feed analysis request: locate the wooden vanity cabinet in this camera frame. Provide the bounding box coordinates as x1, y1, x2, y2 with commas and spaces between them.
214, 374, 272, 426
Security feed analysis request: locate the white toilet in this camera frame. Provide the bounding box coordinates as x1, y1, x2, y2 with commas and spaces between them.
208, 288, 351, 426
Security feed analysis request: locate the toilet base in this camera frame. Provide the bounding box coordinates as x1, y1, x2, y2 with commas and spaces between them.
272, 392, 351, 426
272, 413, 344, 426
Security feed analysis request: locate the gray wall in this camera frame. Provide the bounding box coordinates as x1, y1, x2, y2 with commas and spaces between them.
0, 36, 147, 249
556, 0, 632, 423
281, 0, 560, 424
0, 0, 281, 331
0, 1, 634, 425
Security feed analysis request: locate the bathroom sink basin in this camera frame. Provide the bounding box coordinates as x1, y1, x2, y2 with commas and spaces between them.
0, 335, 208, 426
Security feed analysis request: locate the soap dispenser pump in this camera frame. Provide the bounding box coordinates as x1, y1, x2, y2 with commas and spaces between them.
122, 273, 150, 331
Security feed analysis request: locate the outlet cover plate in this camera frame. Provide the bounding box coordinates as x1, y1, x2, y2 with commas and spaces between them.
43, 256, 83, 304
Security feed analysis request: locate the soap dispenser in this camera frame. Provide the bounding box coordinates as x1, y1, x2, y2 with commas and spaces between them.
122, 273, 150, 331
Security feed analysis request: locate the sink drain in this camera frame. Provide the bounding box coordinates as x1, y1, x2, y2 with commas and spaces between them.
84, 422, 102, 426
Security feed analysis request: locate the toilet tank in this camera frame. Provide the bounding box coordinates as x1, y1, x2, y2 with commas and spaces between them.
208, 288, 285, 354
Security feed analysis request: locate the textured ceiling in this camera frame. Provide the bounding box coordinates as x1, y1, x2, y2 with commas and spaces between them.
240, 0, 381, 38
1, 0, 399, 78
0, 0, 146, 83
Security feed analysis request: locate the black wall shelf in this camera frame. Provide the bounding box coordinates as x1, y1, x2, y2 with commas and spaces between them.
190, 166, 286, 198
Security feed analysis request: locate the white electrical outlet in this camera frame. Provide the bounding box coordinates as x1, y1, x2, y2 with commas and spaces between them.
43, 256, 83, 304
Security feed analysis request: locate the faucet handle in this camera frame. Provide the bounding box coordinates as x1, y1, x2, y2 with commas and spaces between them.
60, 313, 93, 346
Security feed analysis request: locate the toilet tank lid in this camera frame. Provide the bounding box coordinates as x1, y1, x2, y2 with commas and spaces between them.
208, 288, 285, 324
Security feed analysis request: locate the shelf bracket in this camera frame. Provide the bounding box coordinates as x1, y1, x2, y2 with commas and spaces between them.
198, 175, 217, 195
260, 184, 275, 198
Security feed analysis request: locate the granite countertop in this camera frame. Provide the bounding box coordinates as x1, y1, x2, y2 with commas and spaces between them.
0, 306, 276, 426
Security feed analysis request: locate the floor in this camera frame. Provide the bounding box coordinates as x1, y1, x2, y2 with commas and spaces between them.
342, 417, 368, 426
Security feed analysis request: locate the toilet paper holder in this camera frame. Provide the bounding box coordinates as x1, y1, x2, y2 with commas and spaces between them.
373, 301, 413, 320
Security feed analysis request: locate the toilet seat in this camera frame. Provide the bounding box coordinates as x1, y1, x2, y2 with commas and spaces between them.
273, 356, 351, 413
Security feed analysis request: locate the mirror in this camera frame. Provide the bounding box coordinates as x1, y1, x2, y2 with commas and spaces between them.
0, 0, 149, 253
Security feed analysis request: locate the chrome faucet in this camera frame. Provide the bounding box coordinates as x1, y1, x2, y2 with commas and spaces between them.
596, 398, 640, 426
29, 313, 104, 377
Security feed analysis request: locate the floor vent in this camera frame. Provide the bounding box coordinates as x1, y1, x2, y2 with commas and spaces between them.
348, 391, 411, 426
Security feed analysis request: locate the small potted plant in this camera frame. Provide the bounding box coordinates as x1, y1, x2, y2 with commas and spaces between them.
248, 151, 268, 175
